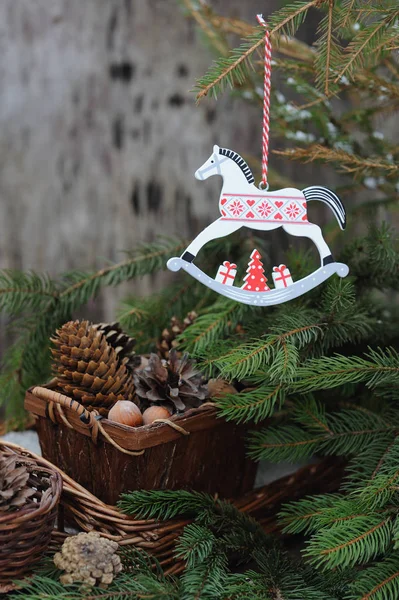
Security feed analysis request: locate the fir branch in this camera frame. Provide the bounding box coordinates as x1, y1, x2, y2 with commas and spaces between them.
175, 524, 216, 568
194, 28, 265, 102
347, 556, 399, 600
116, 300, 148, 328
12, 573, 179, 599
343, 436, 399, 492
313, 0, 342, 95
214, 384, 284, 424
371, 437, 398, 481
0, 271, 58, 315
204, 13, 314, 62
118, 489, 216, 520
59, 238, 184, 311
249, 405, 398, 463
179, 552, 228, 600
205, 319, 322, 381
304, 515, 393, 570
249, 425, 324, 462
356, 471, 399, 511
324, 0, 334, 96
279, 494, 370, 535
334, 11, 399, 83
179, 300, 248, 355
194, 0, 321, 102
293, 396, 331, 434
267, 0, 324, 39
321, 277, 356, 315
340, 0, 357, 29
364, 222, 398, 277
322, 409, 398, 456
273, 145, 399, 178
292, 347, 399, 392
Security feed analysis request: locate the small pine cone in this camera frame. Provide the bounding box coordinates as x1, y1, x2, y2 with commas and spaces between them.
157, 311, 197, 359
0, 451, 35, 512
51, 320, 135, 416
92, 322, 136, 370
54, 532, 122, 589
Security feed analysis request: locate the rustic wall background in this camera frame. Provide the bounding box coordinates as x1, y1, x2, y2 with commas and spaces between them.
0, 0, 268, 321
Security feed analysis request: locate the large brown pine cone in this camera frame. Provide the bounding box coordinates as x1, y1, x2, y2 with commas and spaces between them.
134, 349, 209, 413
51, 320, 135, 416
0, 451, 35, 512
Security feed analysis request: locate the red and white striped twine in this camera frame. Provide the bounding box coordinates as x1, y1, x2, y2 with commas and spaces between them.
256, 14, 272, 190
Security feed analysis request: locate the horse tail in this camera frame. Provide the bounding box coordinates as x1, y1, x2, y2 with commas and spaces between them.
302, 186, 346, 230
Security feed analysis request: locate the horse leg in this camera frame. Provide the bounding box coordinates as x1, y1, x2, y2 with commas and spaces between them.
282, 223, 334, 266
181, 219, 242, 262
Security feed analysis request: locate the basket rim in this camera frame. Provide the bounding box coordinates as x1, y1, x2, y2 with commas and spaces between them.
25, 385, 223, 451
28, 383, 217, 427
0, 442, 62, 525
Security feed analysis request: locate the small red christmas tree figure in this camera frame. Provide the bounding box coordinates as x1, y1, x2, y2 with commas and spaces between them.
242, 249, 270, 292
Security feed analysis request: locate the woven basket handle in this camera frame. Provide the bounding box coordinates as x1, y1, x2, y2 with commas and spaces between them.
31, 387, 145, 456
32, 387, 92, 424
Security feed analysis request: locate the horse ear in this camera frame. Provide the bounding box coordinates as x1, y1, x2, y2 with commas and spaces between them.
213, 144, 220, 154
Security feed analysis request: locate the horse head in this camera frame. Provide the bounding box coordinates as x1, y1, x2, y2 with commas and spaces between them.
195, 145, 221, 181
195, 145, 255, 188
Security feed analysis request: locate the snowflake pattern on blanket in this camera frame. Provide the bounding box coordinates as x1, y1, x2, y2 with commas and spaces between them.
219, 193, 308, 224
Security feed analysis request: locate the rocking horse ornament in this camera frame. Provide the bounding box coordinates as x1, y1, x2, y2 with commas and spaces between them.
167, 15, 349, 306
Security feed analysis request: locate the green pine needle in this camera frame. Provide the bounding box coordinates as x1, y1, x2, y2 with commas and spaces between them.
347, 555, 399, 600
304, 515, 393, 570
118, 489, 216, 520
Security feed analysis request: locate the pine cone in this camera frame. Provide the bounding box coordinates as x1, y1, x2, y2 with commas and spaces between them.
0, 451, 35, 512
54, 531, 122, 589
157, 311, 197, 359
51, 320, 135, 416
92, 322, 137, 370
134, 349, 209, 413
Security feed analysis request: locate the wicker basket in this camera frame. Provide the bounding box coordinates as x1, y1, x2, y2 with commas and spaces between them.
0, 442, 62, 593
4, 442, 345, 577
25, 386, 258, 504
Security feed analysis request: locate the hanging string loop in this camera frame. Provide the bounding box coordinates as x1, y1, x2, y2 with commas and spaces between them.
256, 14, 272, 190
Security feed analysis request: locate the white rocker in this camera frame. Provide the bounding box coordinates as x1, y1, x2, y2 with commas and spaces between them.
167, 257, 349, 306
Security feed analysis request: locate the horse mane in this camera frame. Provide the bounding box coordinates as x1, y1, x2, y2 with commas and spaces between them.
219, 148, 255, 184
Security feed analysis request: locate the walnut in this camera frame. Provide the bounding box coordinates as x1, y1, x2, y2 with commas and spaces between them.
54, 531, 122, 589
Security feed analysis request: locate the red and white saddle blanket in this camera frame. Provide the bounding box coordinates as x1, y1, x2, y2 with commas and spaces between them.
219, 192, 308, 224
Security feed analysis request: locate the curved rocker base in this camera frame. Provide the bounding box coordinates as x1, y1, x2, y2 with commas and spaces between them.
167, 257, 349, 306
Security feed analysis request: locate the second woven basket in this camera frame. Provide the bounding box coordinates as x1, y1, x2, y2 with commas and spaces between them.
0, 442, 62, 593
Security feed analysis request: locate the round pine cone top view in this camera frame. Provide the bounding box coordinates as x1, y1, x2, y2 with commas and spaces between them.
53, 532, 122, 589
133, 349, 209, 414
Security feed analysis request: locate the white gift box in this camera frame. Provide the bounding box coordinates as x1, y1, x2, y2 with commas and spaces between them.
272, 264, 293, 289
215, 261, 237, 286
